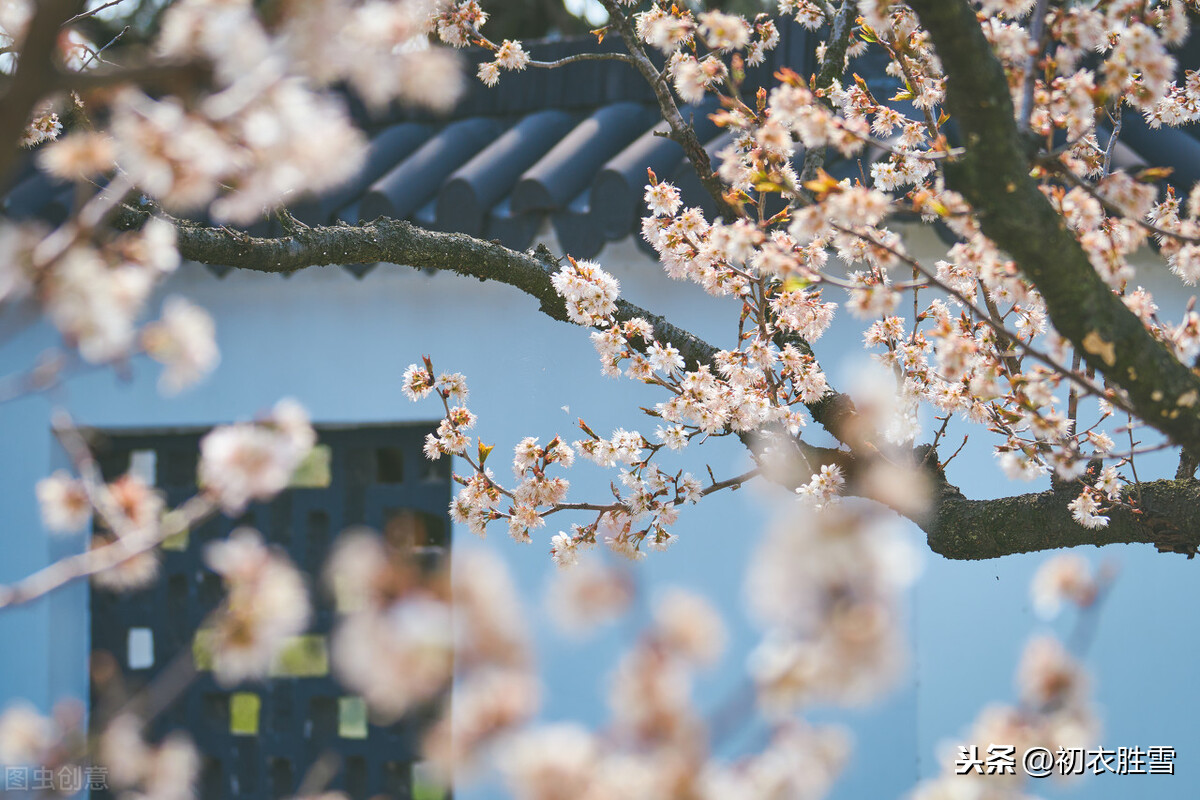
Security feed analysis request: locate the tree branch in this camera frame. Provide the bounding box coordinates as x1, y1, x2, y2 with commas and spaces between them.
798, 0, 857, 188
598, 0, 739, 219
129, 207, 1200, 561
925, 478, 1200, 560
0, 0, 85, 187
906, 0, 1200, 456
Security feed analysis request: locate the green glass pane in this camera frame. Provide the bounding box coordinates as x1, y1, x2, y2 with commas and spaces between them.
270, 635, 330, 677
290, 445, 332, 488
338, 696, 368, 739
412, 762, 448, 800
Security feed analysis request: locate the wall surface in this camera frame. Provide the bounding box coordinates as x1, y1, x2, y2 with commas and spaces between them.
0, 226, 1197, 799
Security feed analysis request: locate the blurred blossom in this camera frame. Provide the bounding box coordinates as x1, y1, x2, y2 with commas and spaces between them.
1017, 636, 1088, 711
100, 714, 199, 800
499, 723, 598, 800
198, 399, 315, 514
652, 587, 727, 666
858, 458, 933, 518
701, 721, 850, 800
105, 473, 165, 540
0, 703, 56, 766
41, 220, 179, 366
745, 504, 917, 708
142, 296, 220, 395
333, 593, 455, 717
0, 219, 42, 306
607, 642, 697, 746
545, 557, 634, 636
328, 536, 529, 722
1030, 554, 1098, 619
202, 528, 311, 686
422, 668, 540, 782
36, 470, 90, 534
38, 132, 116, 181
452, 548, 531, 669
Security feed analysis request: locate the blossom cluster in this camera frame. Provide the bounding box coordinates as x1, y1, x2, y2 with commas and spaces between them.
201, 528, 311, 686
39, 0, 464, 226
433, 1, 530, 87
198, 399, 317, 515
2, 0, 470, 404
0, 216, 217, 393
403, 357, 738, 564
618, 10, 1200, 531
746, 503, 918, 709
323, 533, 535, 780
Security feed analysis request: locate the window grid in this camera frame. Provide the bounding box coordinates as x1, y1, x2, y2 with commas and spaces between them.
89, 425, 451, 800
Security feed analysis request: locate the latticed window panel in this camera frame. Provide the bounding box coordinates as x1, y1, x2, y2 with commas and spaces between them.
88, 424, 452, 800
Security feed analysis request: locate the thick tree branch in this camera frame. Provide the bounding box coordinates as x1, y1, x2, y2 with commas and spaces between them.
926, 478, 1200, 560
906, 0, 1200, 456
121, 208, 728, 370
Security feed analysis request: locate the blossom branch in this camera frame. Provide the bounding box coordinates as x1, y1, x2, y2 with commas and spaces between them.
907, 0, 1200, 455
798, 0, 857, 189
0, 483, 216, 610
116, 209, 1200, 559
597, 0, 738, 219
828, 222, 1127, 412
0, 0, 84, 185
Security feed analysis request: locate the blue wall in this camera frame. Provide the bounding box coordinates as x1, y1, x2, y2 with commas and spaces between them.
0, 231, 1196, 798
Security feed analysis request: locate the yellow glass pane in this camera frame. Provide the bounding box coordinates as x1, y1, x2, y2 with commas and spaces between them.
269, 635, 330, 677
230, 692, 260, 736
338, 696, 368, 739
290, 445, 332, 488
161, 528, 190, 551
192, 629, 215, 671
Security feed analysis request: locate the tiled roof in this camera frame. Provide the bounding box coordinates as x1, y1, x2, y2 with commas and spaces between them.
285, 26, 822, 270
4, 25, 1200, 279
1, 27, 816, 278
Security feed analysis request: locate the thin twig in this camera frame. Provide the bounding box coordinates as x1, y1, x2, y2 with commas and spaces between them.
0, 411, 219, 609
829, 223, 1127, 411
1101, 109, 1123, 178
528, 52, 636, 69
1126, 413, 1143, 506
63, 0, 127, 27
940, 434, 970, 469
1017, 0, 1049, 133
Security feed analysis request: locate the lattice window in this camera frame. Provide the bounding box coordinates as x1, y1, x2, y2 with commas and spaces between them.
88, 424, 452, 800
